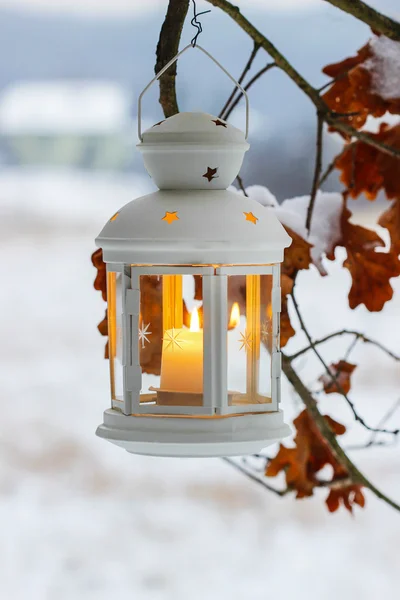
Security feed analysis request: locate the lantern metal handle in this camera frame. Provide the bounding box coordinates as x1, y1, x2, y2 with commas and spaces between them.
137, 44, 250, 142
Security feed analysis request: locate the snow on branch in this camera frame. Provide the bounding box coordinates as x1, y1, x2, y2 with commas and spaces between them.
229, 185, 343, 275
365, 36, 400, 101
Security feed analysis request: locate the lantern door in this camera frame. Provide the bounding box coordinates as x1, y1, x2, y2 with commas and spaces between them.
216, 264, 281, 415
128, 266, 217, 416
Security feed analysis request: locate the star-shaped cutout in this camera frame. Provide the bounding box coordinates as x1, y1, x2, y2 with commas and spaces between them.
163, 329, 189, 352
162, 211, 179, 224
138, 322, 152, 349
152, 120, 165, 127
212, 119, 227, 128
261, 320, 271, 344
110, 212, 119, 222
203, 167, 219, 182
244, 211, 258, 225
238, 330, 252, 352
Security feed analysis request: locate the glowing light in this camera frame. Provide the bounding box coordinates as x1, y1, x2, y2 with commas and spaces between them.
229, 302, 241, 329
162, 211, 179, 224
190, 306, 200, 332
243, 211, 258, 225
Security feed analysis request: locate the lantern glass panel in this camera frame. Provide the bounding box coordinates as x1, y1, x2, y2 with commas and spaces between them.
227, 274, 273, 406
107, 271, 124, 402
139, 273, 204, 408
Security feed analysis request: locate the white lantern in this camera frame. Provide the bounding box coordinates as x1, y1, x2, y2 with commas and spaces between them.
95, 45, 292, 457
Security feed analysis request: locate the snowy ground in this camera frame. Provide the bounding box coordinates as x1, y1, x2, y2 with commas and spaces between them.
1, 169, 400, 600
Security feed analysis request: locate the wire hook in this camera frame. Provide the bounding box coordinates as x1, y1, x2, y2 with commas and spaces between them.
191, 0, 211, 47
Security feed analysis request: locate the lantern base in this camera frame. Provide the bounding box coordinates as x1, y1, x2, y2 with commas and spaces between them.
96, 408, 291, 458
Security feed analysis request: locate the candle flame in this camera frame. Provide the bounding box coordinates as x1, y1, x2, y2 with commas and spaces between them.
229, 302, 240, 329
190, 306, 201, 332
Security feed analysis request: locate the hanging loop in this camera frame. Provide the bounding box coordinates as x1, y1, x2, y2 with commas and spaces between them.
137, 44, 250, 142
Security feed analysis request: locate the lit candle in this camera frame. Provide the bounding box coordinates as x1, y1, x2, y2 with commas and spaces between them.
228, 302, 240, 330
160, 307, 203, 393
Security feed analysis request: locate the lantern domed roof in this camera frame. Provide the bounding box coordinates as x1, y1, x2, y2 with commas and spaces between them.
96, 188, 292, 265
137, 112, 249, 190
141, 112, 247, 146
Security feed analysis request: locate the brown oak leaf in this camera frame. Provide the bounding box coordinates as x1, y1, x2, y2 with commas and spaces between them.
330, 205, 400, 311
266, 410, 350, 504
378, 199, 400, 254
335, 124, 400, 200
320, 360, 357, 395
92, 249, 109, 358
322, 38, 400, 135
92, 248, 107, 302
280, 274, 296, 348
279, 228, 312, 347
281, 226, 313, 278
326, 485, 366, 513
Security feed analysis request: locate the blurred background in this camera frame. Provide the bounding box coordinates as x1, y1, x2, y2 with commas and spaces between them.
1, 1, 400, 599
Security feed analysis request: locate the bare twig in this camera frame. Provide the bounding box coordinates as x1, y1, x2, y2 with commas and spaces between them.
287, 329, 400, 363
222, 457, 288, 496
155, 0, 190, 117
219, 41, 260, 119
318, 157, 337, 187
223, 62, 276, 121
323, 0, 400, 41
343, 334, 360, 361
347, 399, 400, 451
236, 174, 248, 196
290, 288, 399, 436
306, 112, 324, 233
223, 457, 355, 496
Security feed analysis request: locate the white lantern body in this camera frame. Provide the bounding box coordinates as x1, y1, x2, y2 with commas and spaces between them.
95, 47, 292, 457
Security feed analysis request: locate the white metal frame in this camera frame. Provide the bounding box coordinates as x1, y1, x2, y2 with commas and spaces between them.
130, 265, 215, 416
107, 264, 282, 417
106, 264, 134, 412
137, 44, 250, 141
213, 264, 279, 415
271, 264, 282, 407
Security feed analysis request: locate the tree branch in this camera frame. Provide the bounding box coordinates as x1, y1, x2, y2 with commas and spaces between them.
205, 0, 400, 160
155, 0, 190, 117
281, 355, 400, 512
325, 117, 400, 158
287, 329, 400, 363
205, 0, 322, 105
323, 0, 400, 41
306, 112, 324, 233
